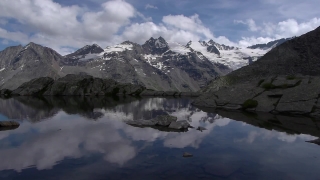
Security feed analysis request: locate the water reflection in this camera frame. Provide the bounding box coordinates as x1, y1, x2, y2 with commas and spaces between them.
0, 96, 320, 179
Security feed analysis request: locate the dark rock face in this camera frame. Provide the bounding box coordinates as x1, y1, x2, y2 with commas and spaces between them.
194, 75, 320, 117
12, 77, 54, 96
0, 89, 12, 96
202, 26, 320, 93
0, 42, 62, 90
142, 37, 169, 55
197, 26, 320, 118
10, 74, 146, 96
231, 26, 320, 81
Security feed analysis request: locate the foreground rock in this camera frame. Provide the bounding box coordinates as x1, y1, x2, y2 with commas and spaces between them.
10, 74, 146, 96
0, 121, 20, 131
193, 75, 320, 118
126, 115, 192, 132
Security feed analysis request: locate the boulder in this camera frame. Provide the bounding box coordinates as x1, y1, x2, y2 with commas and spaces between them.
197, 126, 207, 131
155, 115, 177, 126
183, 152, 193, 157
168, 120, 191, 130
126, 119, 158, 126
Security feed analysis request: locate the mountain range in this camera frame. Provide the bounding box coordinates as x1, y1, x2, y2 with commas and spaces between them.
0, 37, 289, 91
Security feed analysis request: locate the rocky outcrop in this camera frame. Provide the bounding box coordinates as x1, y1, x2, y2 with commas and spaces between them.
202, 26, 320, 93
0, 121, 20, 127
126, 115, 192, 132
195, 26, 320, 118
193, 75, 320, 117
10, 74, 146, 96
0, 121, 20, 131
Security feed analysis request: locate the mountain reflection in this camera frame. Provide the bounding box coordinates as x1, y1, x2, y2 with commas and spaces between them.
0, 96, 224, 172
0, 96, 319, 176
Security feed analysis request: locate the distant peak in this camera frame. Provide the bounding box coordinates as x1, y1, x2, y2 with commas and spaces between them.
121, 41, 134, 45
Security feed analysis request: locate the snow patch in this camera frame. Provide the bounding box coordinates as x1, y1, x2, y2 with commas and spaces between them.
104, 44, 133, 53
155, 39, 167, 48
167, 42, 190, 55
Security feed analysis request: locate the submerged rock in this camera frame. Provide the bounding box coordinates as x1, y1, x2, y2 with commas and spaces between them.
197, 126, 207, 132
169, 120, 191, 130
126, 115, 194, 132
183, 152, 193, 157
126, 119, 158, 126
0, 121, 20, 127
155, 115, 178, 126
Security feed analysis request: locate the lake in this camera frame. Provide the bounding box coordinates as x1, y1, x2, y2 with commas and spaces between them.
0, 96, 320, 180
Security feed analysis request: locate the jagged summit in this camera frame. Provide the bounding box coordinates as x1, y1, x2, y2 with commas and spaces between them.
65, 44, 104, 58
207, 40, 237, 50
142, 37, 170, 55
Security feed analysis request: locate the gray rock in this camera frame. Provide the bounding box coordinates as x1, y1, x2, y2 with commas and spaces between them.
163, 91, 177, 96
214, 84, 264, 105
278, 80, 320, 103
180, 92, 200, 97
140, 89, 156, 96
0, 121, 20, 127
197, 126, 207, 131
276, 99, 317, 114
12, 77, 54, 96
168, 120, 191, 129
10, 74, 145, 96
126, 119, 158, 126
183, 152, 193, 157
253, 91, 281, 112
272, 76, 300, 87
155, 115, 177, 126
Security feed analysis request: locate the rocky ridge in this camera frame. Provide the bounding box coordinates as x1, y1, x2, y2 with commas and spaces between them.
0, 36, 290, 92
194, 26, 320, 117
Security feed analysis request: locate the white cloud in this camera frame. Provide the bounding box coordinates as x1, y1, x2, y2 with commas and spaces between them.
120, 14, 217, 45
162, 14, 214, 39
0, 0, 136, 54
145, 4, 158, 9
0, 0, 319, 53
236, 18, 320, 47
235, 19, 260, 32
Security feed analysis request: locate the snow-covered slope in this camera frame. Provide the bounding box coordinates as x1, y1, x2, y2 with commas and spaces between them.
185, 40, 269, 70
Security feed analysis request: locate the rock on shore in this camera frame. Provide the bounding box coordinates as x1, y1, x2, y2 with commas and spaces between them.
193, 75, 320, 117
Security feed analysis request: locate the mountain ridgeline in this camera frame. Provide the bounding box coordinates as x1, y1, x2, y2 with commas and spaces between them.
0, 36, 289, 92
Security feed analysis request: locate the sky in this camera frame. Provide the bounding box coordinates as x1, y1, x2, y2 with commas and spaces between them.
0, 0, 319, 55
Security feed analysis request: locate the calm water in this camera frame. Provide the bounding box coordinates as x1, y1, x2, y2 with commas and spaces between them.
0, 96, 320, 180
